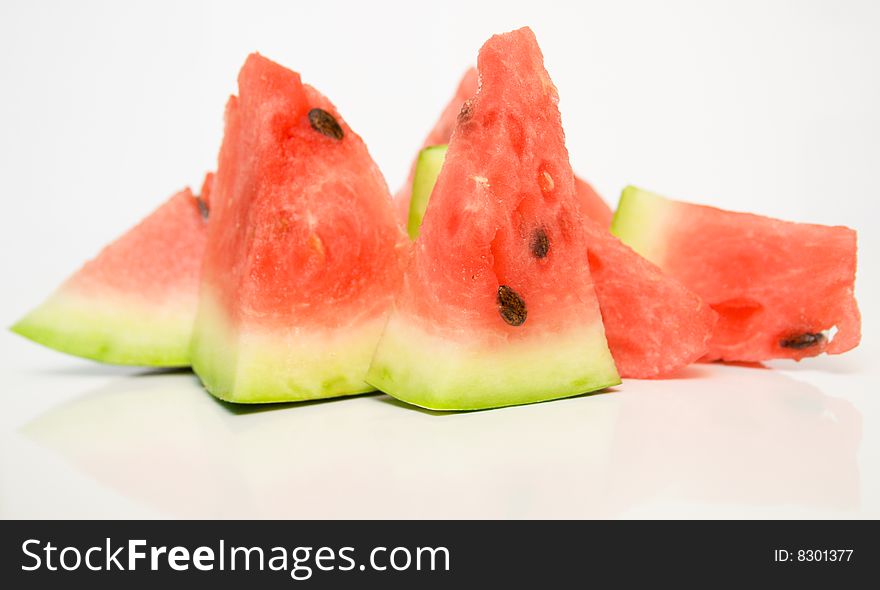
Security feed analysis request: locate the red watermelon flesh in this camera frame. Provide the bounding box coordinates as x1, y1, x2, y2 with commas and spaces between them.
583, 220, 718, 378
613, 186, 861, 361
576, 177, 613, 228
367, 28, 620, 410
13, 174, 213, 366
406, 148, 717, 378
191, 53, 407, 403
403, 113, 716, 379
394, 67, 613, 227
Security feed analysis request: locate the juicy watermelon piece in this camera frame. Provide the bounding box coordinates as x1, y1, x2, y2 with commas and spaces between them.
584, 221, 717, 377
191, 54, 406, 403
612, 186, 861, 361
394, 68, 613, 227
406, 143, 717, 379
367, 28, 621, 410
12, 174, 213, 366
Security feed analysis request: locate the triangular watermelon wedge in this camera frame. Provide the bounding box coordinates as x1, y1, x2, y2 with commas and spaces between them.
394, 67, 613, 227
584, 219, 718, 377
613, 186, 861, 361
191, 54, 407, 403
367, 28, 621, 410
406, 149, 718, 378
12, 174, 214, 366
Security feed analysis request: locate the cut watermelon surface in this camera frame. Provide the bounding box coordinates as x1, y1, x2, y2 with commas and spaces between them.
13, 175, 213, 366
406, 144, 716, 379
367, 27, 621, 410
394, 68, 613, 227
191, 54, 407, 403
576, 177, 612, 228
613, 186, 861, 361
584, 221, 717, 377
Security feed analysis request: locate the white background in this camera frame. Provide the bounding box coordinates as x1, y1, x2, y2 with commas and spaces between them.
1, 0, 878, 518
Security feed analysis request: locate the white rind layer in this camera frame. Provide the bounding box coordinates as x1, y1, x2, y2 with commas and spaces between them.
611, 186, 676, 263
366, 312, 621, 411
190, 293, 387, 403
11, 290, 195, 366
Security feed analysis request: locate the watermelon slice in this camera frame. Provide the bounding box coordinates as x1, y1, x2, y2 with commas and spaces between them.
191, 54, 406, 403
394, 67, 613, 227
585, 221, 717, 377
406, 175, 716, 379
367, 28, 621, 410
575, 177, 613, 228
12, 174, 213, 366
612, 186, 861, 361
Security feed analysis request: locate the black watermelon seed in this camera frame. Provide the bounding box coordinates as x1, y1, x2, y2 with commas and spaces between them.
457, 99, 474, 125
780, 332, 825, 350
196, 197, 209, 220
308, 108, 344, 140
530, 227, 550, 258
498, 285, 527, 326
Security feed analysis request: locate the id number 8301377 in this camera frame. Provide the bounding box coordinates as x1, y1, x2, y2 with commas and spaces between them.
774, 549, 853, 563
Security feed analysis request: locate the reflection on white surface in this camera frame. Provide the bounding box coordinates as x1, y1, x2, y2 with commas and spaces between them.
22, 364, 860, 518
606, 364, 861, 517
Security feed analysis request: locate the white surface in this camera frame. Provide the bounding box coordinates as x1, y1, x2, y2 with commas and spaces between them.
1, 0, 878, 519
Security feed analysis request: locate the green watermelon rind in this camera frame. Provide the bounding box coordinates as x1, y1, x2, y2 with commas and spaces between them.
366, 314, 621, 411
190, 294, 382, 403
11, 294, 193, 366
406, 145, 448, 240
610, 186, 674, 261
